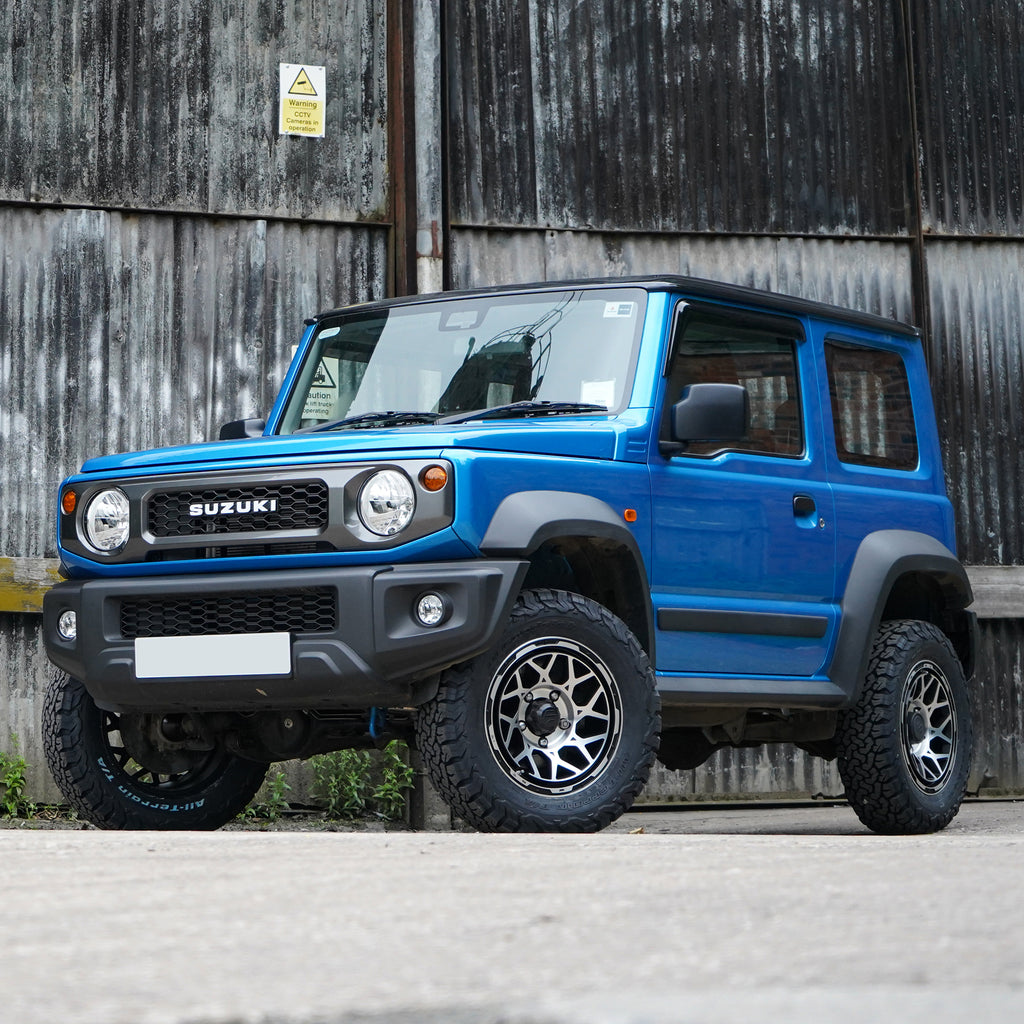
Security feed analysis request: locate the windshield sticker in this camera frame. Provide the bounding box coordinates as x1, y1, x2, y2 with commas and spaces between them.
441, 310, 483, 330
581, 380, 616, 407
302, 357, 339, 420
603, 302, 635, 318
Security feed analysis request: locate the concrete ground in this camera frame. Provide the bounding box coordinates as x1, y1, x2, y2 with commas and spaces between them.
1, 799, 1022, 1024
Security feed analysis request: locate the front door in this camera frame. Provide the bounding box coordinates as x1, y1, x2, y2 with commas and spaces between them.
649, 303, 837, 679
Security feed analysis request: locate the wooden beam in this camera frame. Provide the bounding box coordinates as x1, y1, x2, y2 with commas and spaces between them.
1, 559, 1022, 620
964, 565, 1024, 620
0, 557, 62, 614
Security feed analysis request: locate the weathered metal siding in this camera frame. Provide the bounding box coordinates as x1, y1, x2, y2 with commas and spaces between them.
926, 242, 1024, 567
0, 0, 388, 220
0, 1, 392, 793
450, 228, 915, 320
911, 0, 1024, 236
0, 206, 388, 560
447, 0, 914, 235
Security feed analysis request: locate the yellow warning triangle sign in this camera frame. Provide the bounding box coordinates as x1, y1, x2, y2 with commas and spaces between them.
288, 68, 318, 96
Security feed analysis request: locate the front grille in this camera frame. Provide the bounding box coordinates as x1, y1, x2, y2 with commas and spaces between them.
147, 481, 328, 537
121, 588, 337, 639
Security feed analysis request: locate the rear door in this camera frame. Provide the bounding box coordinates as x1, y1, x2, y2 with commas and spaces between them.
649, 302, 838, 678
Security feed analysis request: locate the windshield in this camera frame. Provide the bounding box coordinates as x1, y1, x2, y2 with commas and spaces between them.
276, 288, 646, 434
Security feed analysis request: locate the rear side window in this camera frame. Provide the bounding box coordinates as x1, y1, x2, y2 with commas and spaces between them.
825, 341, 918, 470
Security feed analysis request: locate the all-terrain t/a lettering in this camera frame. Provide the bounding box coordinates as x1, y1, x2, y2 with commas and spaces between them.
42, 276, 976, 834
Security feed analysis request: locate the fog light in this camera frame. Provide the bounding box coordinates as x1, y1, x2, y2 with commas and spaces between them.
414, 592, 449, 628
57, 610, 77, 641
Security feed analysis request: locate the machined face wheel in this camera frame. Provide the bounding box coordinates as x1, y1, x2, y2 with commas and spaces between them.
900, 658, 958, 793
484, 635, 623, 796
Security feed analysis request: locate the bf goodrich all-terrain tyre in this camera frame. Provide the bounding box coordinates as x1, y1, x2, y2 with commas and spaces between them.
835, 619, 972, 835
43, 671, 268, 830
415, 589, 660, 832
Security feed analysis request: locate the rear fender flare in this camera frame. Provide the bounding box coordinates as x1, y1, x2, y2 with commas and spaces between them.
830, 530, 975, 701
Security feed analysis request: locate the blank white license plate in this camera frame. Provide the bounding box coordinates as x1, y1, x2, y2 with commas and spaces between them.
134, 632, 291, 679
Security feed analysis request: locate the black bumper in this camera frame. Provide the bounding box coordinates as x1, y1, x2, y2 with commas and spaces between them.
43, 561, 528, 713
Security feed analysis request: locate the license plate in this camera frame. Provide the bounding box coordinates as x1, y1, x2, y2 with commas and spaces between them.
134, 632, 291, 679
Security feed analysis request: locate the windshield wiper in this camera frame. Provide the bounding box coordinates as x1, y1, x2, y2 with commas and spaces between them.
439, 401, 608, 424
303, 411, 440, 432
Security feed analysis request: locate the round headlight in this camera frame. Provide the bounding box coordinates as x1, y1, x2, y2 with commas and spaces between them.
358, 470, 415, 536
84, 488, 130, 552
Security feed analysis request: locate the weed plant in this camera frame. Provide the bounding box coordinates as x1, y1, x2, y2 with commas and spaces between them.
0, 737, 35, 818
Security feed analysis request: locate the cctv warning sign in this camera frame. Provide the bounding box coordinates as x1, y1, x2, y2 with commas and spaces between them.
279, 63, 326, 137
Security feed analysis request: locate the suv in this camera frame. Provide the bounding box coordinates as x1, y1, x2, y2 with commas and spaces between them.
42, 276, 977, 834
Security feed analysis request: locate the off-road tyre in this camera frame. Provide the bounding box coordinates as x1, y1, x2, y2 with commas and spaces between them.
415, 589, 660, 832
43, 671, 268, 830
835, 619, 972, 835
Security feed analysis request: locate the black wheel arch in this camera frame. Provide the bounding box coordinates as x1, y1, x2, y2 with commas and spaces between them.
479, 490, 655, 658
830, 530, 977, 703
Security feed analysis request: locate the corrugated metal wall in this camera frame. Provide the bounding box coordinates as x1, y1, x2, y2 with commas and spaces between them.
443, 0, 1024, 799
3, 0, 1023, 803
0, 1, 391, 799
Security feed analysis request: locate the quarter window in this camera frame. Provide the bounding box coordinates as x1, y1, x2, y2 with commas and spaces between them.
825, 341, 918, 470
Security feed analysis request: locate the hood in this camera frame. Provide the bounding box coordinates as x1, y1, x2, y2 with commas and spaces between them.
77, 419, 626, 477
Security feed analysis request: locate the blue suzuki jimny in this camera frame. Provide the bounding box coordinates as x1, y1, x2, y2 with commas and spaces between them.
42, 276, 977, 834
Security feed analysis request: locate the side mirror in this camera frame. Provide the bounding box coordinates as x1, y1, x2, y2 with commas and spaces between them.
219, 418, 266, 440
672, 383, 748, 442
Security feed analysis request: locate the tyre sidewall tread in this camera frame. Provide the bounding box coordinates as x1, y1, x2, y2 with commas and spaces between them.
43, 671, 267, 830
836, 619, 973, 835
416, 589, 660, 833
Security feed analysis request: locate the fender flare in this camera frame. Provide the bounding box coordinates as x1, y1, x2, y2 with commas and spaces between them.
479, 490, 654, 654
829, 529, 976, 701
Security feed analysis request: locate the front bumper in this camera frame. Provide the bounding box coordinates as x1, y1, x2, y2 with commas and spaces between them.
43, 560, 528, 713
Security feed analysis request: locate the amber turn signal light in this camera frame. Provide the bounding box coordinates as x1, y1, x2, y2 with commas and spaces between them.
420, 465, 449, 492
624, 508, 637, 523
61, 490, 77, 515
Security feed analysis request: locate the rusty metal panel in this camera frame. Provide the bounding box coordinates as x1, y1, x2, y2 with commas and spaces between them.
971, 620, 1024, 794
925, 240, 1024, 566
450, 227, 915, 321
0, 0, 388, 221
0, 613, 61, 803
446, 0, 914, 236
911, 1, 1024, 236
0, 205, 388, 560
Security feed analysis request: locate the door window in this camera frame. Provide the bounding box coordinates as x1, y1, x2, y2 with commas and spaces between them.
663, 309, 803, 457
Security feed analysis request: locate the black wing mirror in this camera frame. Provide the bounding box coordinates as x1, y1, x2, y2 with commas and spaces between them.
219, 418, 266, 440
672, 383, 748, 442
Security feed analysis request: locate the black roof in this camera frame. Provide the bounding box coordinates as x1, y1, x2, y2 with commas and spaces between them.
311, 275, 920, 338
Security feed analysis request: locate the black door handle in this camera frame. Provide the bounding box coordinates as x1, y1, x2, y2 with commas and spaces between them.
793, 494, 816, 517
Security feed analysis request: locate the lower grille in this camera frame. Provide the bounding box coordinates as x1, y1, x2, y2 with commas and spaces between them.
121, 588, 337, 639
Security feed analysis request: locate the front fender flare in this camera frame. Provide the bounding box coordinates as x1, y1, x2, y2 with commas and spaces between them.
479, 490, 654, 654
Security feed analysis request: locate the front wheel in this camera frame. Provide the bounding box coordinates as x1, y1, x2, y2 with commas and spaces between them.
835, 619, 972, 835
415, 589, 660, 832
43, 671, 268, 830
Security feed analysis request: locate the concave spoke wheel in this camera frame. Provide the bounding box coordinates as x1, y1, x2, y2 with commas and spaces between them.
836, 619, 972, 835
415, 589, 660, 833
486, 637, 622, 796
900, 659, 957, 793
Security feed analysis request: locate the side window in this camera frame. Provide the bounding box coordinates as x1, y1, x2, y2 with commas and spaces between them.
663, 308, 803, 457
825, 341, 918, 470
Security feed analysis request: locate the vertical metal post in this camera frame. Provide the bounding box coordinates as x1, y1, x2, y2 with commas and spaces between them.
899, 0, 933, 364
387, 0, 418, 297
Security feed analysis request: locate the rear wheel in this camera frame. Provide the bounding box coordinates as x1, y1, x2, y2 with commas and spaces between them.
416, 589, 660, 832
835, 620, 972, 834
43, 671, 268, 830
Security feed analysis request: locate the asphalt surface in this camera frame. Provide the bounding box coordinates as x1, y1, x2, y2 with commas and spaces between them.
2, 800, 1022, 1024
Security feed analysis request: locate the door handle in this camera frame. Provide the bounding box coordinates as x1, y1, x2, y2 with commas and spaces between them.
793, 494, 816, 518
